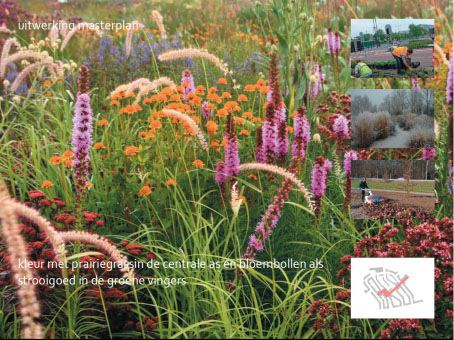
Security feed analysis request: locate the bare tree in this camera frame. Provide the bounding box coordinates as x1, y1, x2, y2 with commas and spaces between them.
410, 90, 424, 114
390, 90, 408, 115
352, 94, 374, 115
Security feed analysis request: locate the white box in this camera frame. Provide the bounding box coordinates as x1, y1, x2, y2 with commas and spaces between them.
351, 258, 434, 319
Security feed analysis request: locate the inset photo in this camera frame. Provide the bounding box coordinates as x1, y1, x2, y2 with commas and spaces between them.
350, 160, 435, 220
351, 89, 434, 148
351, 19, 434, 78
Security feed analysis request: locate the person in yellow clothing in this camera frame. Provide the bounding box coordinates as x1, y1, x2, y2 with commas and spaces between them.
354, 60, 373, 78
391, 46, 414, 74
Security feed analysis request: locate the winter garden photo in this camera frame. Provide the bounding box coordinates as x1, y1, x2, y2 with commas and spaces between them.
0, 0, 452, 339
351, 89, 435, 148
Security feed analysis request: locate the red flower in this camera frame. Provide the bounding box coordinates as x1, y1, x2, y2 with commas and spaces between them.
83, 211, 100, 222
39, 199, 52, 206
29, 190, 46, 199
53, 199, 67, 207
96, 220, 104, 226
146, 252, 156, 260
126, 243, 144, 255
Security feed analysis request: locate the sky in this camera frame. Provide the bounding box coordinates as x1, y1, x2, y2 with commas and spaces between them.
350, 19, 434, 38
351, 89, 417, 106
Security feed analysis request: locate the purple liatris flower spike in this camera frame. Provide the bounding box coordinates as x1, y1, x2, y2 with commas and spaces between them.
343, 150, 358, 176
181, 69, 195, 100
422, 148, 435, 160
291, 106, 310, 160
411, 78, 420, 89
255, 127, 266, 163
308, 63, 324, 99
263, 102, 278, 162
277, 120, 289, 163
335, 32, 341, 55
71, 93, 93, 190
327, 28, 335, 56
242, 169, 295, 261
447, 47, 453, 105
201, 101, 213, 119
311, 156, 332, 204
266, 87, 272, 102
333, 115, 349, 138
447, 166, 453, 195
215, 161, 227, 184
275, 105, 286, 124
224, 113, 240, 177
248, 234, 264, 252
215, 161, 227, 201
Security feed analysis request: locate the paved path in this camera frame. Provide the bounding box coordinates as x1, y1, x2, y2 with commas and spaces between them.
356, 188, 434, 196
371, 125, 411, 148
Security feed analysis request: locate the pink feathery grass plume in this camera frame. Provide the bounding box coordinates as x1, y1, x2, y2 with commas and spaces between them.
133, 77, 176, 105
124, 21, 144, 57
1, 51, 47, 78
277, 120, 289, 164
255, 127, 266, 163
60, 22, 102, 51
0, 26, 13, 34
151, 10, 167, 39
71, 92, 94, 194
110, 77, 176, 105
12, 201, 66, 262
291, 106, 310, 161
422, 148, 435, 160
224, 113, 240, 178
343, 150, 358, 213
0, 37, 20, 78
10, 58, 61, 93
411, 78, 421, 89
238, 162, 314, 210
311, 156, 332, 216
181, 69, 195, 100
158, 48, 231, 76
58, 231, 134, 280
77, 65, 90, 95
0, 185, 43, 339
201, 101, 213, 119
161, 109, 208, 150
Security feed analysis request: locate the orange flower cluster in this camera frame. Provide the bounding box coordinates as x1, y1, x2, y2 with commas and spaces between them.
111, 91, 134, 101
110, 77, 272, 152
49, 150, 74, 168
119, 104, 142, 115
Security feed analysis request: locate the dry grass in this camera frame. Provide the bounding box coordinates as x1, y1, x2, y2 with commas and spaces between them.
352, 112, 374, 148
408, 128, 435, 147
374, 112, 391, 139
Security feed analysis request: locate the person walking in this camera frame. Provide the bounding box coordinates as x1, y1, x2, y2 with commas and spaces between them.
354, 60, 373, 78
358, 177, 369, 202
391, 46, 414, 74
